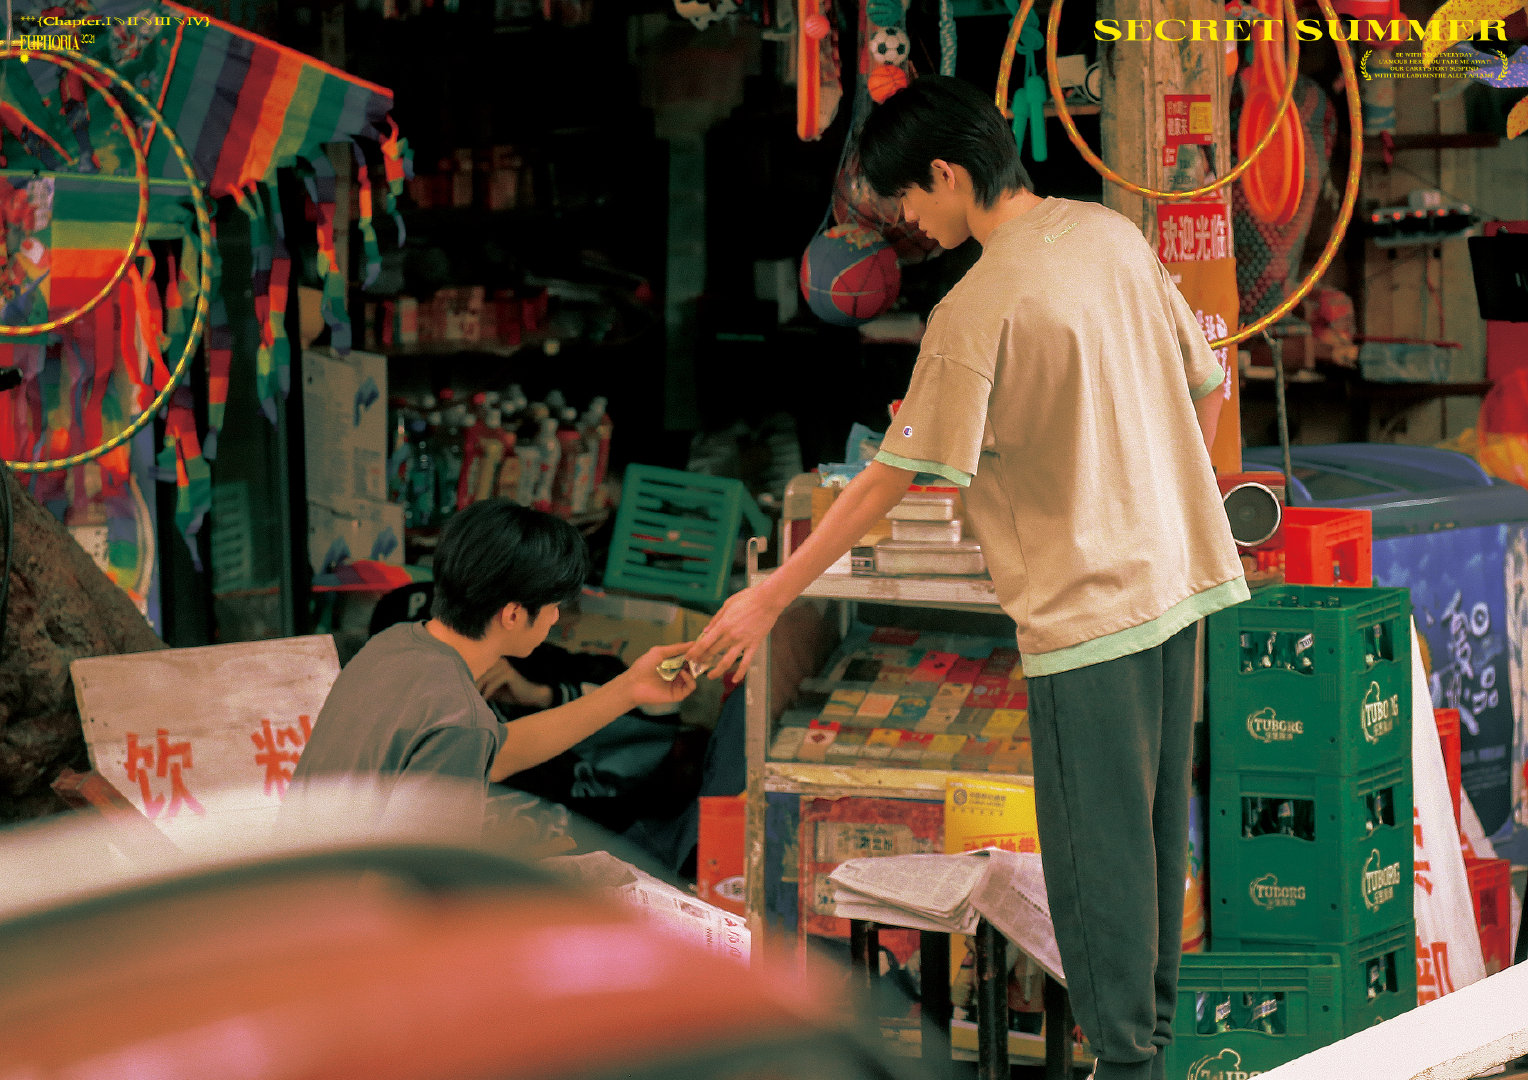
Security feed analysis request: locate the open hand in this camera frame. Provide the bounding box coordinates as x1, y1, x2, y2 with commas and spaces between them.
685, 584, 788, 681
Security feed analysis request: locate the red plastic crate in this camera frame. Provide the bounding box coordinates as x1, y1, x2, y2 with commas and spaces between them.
1435, 707, 1462, 828
1464, 856, 1513, 975
1277, 507, 1373, 587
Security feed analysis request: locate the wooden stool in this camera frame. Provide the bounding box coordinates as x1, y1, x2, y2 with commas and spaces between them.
849, 917, 1075, 1080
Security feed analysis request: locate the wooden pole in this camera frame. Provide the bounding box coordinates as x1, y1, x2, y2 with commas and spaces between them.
1098, 0, 1244, 473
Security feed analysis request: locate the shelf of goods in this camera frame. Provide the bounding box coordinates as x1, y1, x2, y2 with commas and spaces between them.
742, 538, 1030, 932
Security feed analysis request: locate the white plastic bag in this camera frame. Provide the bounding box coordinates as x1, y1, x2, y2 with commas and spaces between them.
1411, 617, 1489, 1003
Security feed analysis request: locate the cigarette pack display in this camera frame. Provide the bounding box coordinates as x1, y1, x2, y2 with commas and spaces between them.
891, 518, 964, 543
886, 491, 958, 521
875, 539, 987, 576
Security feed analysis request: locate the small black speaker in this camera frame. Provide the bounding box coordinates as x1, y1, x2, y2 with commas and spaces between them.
1222, 482, 1282, 548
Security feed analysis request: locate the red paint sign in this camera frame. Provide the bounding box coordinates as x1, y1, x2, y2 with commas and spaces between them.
1157, 200, 1231, 263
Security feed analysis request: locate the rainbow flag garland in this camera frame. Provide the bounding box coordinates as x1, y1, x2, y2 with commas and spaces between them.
2, 0, 410, 571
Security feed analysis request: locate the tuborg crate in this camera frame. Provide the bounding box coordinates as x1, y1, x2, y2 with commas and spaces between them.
1163, 951, 1346, 1080
602, 464, 771, 608
1208, 924, 1417, 1034
1209, 760, 1413, 947
1207, 585, 1412, 776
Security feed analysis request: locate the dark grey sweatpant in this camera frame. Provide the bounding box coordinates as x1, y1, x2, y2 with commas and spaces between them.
1026, 623, 1199, 1080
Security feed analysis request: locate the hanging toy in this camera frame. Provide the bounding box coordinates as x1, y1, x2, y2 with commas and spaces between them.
674, 0, 740, 30
1008, 11, 1048, 163
797, 0, 844, 140
868, 25, 911, 65
868, 63, 910, 102
800, 223, 901, 326
867, 0, 903, 27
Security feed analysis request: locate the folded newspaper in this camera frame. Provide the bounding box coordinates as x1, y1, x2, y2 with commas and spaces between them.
548, 850, 750, 964
827, 848, 1064, 984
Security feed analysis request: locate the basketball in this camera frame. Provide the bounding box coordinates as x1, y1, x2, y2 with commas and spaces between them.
799, 223, 901, 326
867, 63, 909, 103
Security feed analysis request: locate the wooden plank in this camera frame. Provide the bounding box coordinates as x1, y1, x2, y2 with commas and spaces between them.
70, 636, 340, 851
1255, 961, 1528, 1080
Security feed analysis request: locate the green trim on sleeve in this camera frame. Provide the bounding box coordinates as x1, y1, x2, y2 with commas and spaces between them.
1020, 576, 1251, 677
1191, 365, 1226, 401
873, 450, 973, 488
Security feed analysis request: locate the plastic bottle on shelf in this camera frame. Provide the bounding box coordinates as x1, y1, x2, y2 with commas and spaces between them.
581, 395, 613, 503
434, 404, 466, 523
552, 406, 587, 517
386, 397, 416, 504
404, 415, 437, 528
458, 402, 512, 509
529, 415, 561, 512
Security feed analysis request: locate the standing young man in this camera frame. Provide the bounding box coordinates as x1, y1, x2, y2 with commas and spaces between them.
289, 499, 696, 836
689, 76, 1248, 1080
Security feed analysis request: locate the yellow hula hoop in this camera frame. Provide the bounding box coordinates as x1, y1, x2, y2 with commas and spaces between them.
998, 0, 1302, 202
1002, 0, 1362, 351
5, 48, 213, 474
0, 48, 149, 336
1205, 0, 1362, 350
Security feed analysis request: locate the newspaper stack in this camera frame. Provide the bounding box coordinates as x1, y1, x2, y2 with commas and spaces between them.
828, 848, 1065, 984
549, 850, 751, 964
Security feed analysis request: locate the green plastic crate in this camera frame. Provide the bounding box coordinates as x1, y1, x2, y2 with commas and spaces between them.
1209, 925, 1417, 1033
602, 464, 770, 608
1163, 951, 1345, 1080
1207, 585, 1413, 776
1209, 761, 1413, 946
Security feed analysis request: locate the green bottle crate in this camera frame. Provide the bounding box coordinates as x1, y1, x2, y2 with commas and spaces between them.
1208, 761, 1413, 946
1207, 925, 1417, 1033
1207, 585, 1412, 776
1163, 951, 1345, 1080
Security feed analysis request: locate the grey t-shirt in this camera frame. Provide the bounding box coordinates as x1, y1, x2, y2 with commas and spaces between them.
287, 622, 506, 832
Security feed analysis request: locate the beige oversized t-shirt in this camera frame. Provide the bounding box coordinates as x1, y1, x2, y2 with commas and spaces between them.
875, 197, 1249, 676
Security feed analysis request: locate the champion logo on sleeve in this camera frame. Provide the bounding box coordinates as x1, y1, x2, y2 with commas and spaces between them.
1044, 222, 1079, 244
903, 426, 913, 437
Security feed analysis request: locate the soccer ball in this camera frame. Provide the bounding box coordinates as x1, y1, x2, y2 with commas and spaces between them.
868, 26, 910, 66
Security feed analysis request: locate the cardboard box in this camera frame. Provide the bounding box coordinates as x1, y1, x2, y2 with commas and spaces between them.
697, 794, 747, 916
302, 348, 389, 506
307, 495, 405, 573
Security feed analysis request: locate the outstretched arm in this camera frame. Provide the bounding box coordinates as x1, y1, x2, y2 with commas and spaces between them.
487, 641, 695, 781
688, 460, 916, 680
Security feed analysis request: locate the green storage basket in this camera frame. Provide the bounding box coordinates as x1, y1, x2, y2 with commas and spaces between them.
1207, 584, 1413, 776
1164, 951, 1344, 1080
602, 464, 770, 608
1209, 760, 1413, 947
1207, 925, 1417, 1033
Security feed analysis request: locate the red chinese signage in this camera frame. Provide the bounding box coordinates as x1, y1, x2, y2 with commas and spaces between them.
1163, 93, 1213, 166
1157, 200, 1231, 263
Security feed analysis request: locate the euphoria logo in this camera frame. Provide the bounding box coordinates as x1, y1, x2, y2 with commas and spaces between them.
1361, 849, 1401, 912
1188, 1048, 1263, 1080
1247, 706, 1303, 744
1249, 873, 1305, 909
1360, 681, 1400, 743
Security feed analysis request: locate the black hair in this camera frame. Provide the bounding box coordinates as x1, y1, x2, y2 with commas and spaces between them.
858, 74, 1033, 208
429, 499, 589, 639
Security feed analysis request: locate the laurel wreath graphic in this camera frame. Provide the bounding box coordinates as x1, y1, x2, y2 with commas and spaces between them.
1361, 48, 1371, 80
